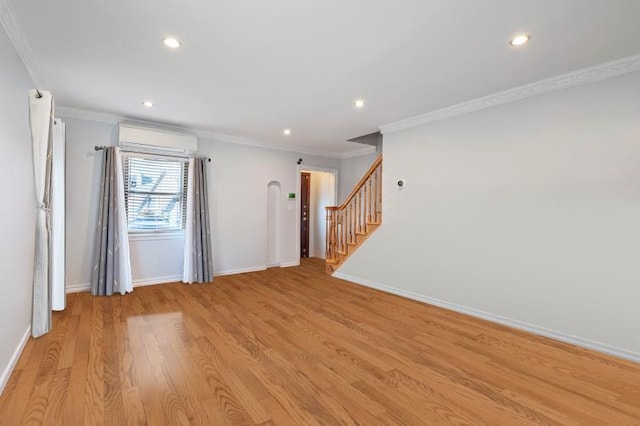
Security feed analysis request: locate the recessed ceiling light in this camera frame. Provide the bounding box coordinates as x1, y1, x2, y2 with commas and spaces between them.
283, 129, 292, 136
509, 34, 531, 47
142, 100, 154, 108
163, 37, 181, 49
353, 99, 365, 109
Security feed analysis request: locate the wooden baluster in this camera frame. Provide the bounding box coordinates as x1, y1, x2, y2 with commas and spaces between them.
347, 202, 351, 245
336, 209, 340, 255
358, 188, 364, 233
358, 185, 362, 233
338, 210, 343, 254
374, 168, 379, 223
342, 209, 346, 253
340, 210, 347, 253
360, 183, 364, 231
377, 167, 380, 222
351, 200, 356, 244
367, 175, 375, 225
374, 167, 378, 223
365, 179, 369, 228
370, 171, 375, 224
353, 189, 357, 235
365, 177, 370, 227
345, 203, 353, 244
363, 184, 367, 229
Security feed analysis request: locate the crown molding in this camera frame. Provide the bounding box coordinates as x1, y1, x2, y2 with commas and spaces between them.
0, 0, 42, 87
380, 53, 640, 135
340, 146, 376, 159
56, 107, 197, 137
193, 129, 342, 159
56, 106, 354, 159
56, 106, 123, 125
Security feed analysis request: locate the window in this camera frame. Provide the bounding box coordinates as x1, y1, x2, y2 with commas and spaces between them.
123, 154, 189, 232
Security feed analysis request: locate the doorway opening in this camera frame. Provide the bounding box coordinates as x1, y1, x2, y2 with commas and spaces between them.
299, 168, 337, 261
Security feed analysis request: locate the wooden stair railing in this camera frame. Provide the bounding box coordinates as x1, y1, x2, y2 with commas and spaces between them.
326, 155, 382, 272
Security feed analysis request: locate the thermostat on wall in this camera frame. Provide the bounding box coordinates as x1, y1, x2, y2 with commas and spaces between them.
288, 192, 296, 199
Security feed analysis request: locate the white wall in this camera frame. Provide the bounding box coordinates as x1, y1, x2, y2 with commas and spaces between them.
339, 152, 378, 204
0, 25, 36, 391
307, 171, 336, 259
338, 70, 640, 360
64, 118, 119, 288
61, 116, 341, 287
198, 137, 340, 272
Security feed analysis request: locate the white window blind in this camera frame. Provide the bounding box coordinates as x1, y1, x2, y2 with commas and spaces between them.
122, 154, 189, 232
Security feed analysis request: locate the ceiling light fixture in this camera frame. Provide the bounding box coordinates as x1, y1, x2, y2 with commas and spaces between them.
163, 37, 181, 49
509, 34, 531, 47
283, 129, 292, 136
353, 99, 365, 109
142, 100, 154, 108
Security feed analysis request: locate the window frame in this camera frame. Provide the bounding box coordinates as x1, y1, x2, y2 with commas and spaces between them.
121, 151, 190, 236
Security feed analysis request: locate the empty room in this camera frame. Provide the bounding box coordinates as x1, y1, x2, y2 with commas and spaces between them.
1, 0, 640, 424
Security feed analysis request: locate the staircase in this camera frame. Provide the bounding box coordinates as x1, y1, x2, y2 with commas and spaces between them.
325, 155, 382, 273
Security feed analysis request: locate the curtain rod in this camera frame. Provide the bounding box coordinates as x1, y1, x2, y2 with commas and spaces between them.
94, 146, 211, 162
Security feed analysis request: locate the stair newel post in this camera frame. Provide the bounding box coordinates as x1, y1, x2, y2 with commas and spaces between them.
326, 208, 334, 262
325, 208, 330, 261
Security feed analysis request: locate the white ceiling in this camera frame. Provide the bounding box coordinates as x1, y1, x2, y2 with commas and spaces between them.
7, 0, 640, 154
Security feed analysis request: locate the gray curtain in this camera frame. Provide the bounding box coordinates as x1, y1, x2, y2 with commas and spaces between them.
91, 147, 133, 295
183, 158, 213, 283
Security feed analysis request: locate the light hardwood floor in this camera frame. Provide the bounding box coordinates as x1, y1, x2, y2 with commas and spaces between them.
1, 258, 639, 425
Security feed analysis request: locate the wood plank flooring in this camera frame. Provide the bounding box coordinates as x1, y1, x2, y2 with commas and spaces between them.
1, 258, 639, 425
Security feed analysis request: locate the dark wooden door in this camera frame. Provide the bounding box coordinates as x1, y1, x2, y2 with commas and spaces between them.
300, 172, 311, 258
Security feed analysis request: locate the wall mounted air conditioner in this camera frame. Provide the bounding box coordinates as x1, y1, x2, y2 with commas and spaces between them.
118, 123, 198, 153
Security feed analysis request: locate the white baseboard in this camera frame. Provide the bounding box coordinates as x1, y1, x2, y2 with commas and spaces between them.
0, 326, 31, 396
133, 275, 182, 286
267, 261, 300, 269
333, 272, 640, 364
67, 274, 183, 294
66, 283, 90, 293
215, 266, 267, 276
66, 262, 304, 293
